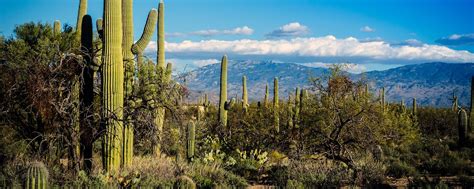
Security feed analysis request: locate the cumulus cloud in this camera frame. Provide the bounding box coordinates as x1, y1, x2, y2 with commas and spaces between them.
189, 26, 254, 37
436, 33, 474, 46
360, 26, 375, 32
266, 22, 310, 38
144, 36, 474, 63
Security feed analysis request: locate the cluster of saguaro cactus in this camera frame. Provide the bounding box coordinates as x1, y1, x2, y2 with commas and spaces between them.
219, 55, 228, 126
187, 121, 196, 162
25, 162, 48, 189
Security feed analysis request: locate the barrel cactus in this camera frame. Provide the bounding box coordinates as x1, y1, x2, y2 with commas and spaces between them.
25, 161, 48, 189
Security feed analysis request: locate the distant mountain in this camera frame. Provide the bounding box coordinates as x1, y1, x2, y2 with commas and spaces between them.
178, 61, 474, 107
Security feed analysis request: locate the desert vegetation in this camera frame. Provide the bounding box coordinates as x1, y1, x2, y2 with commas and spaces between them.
0, 0, 473, 188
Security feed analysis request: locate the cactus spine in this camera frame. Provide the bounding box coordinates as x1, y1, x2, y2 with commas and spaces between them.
242, 76, 248, 110
187, 121, 195, 162
274, 77, 279, 133
219, 55, 228, 126
102, 0, 124, 173
25, 162, 48, 189
458, 109, 468, 147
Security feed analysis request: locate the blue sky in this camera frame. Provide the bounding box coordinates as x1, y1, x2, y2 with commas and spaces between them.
1, 0, 473, 73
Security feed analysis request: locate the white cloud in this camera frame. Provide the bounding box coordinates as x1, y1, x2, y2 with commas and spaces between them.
436, 33, 474, 45
189, 26, 254, 37
144, 36, 474, 63
192, 59, 220, 67
266, 22, 310, 38
360, 26, 375, 32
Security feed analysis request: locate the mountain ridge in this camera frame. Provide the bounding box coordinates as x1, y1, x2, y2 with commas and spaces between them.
178, 61, 474, 107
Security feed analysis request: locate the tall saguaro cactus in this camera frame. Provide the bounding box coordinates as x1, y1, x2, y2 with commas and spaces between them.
242, 76, 248, 110
79, 14, 95, 172
76, 0, 87, 39
219, 55, 228, 126
412, 98, 417, 116
102, 0, 124, 173
187, 121, 196, 162
294, 88, 300, 128
264, 84, 269, 108
274, 77, 279, 133
53, 20, 61, 36
380, 87, 385, 112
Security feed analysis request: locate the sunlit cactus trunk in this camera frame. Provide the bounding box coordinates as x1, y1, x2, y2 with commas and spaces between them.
53, 20, 61, 36
294, 87, 300, 128
380, 87, 385, 112
219, 55, 228, 126
186, 120, 196, 162
242, 76, 248, 111
122, 0, 134, 167
154, 0, 166, 155
76, 0, 87, 40
101, 0, 124, 173
274, 77, 279, 133
287, 95, 294, 129
264, 83, 269, 108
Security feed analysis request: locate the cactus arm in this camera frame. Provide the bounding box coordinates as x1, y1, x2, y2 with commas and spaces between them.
132, 9, 158, 54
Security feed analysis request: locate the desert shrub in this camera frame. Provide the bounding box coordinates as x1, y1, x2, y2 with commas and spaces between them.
285, 159, 349, 187
188, 163, 248, 188
387, 160, 418, 178
122, 155, 178, 187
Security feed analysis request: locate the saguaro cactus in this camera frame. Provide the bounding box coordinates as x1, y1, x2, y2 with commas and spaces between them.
274, 77, 279, 133
102, 0, 124, 173
458, 109, 468, 147
53, 20, 61, 36
79, 14, 95, 172
154, 0, 166, 155
242, 76, 248, 110
122, 0, 158, 166
380, 87, 385, 112
294, 88, 300, 128
287, 95, 294, 129
264, 84, 269, 108
300, 89, 306, 112
187, 121, 196, 162
219, 55, 228, 126
76, 0, 87, 39
25, 162, 48, 189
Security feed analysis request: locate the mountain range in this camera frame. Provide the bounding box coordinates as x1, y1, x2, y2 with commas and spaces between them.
177, 61, 474, 107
